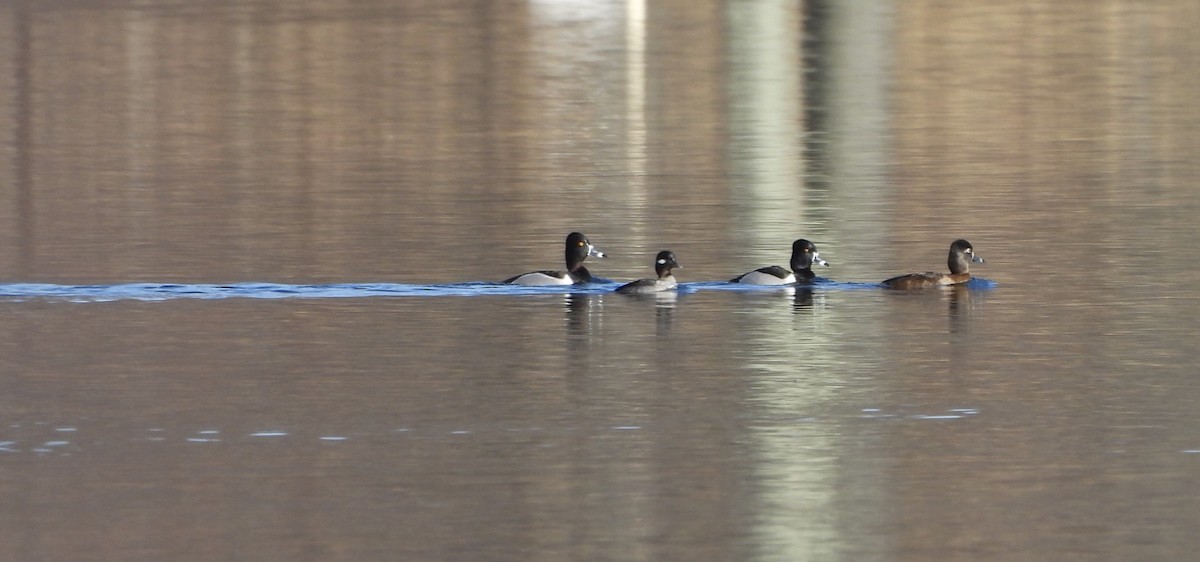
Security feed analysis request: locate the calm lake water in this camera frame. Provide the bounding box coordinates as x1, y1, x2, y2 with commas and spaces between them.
2, 1, 1199, 560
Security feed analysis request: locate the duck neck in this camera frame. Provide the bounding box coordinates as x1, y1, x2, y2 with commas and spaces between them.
948, 253, 971, 275
791, 256, 815, 280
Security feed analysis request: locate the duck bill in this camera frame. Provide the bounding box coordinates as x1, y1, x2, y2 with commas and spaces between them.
589, 245, 606, 259
812, 253, 829, 267
971, 255, 985, 264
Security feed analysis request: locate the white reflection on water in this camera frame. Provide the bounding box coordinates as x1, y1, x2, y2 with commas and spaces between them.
625, 0, 647, 204
727, 0, 806, 261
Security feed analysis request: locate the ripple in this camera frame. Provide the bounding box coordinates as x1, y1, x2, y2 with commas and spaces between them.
0, 278, 997, 303
249, 431, 289, 438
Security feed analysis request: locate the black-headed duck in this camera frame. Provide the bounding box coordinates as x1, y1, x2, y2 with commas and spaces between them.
730, 239, 829, 285
504, 232, 606, 285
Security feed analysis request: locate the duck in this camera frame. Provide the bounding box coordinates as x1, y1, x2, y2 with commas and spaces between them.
616, 250, 681, 294
730, 239, 828, 285
503, 232, 606, 285
881, 239, 984, 289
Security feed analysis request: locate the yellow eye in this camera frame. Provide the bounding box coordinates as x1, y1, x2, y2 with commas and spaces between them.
578, 241, 585, 247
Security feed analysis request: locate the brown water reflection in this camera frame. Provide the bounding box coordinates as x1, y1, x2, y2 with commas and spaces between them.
2, 1, 1200, 560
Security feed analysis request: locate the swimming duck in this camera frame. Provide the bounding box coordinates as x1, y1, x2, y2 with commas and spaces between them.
616, 250, 681, 294
881, 239, 984, 289
504, 232, 606, 285
730, 239, 828, 284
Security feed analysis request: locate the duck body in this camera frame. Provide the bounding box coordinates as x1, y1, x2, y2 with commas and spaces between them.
617, 251, 681, 295
730, 239, 828, 285
880, 271, 968, 289
504, 268, 593, 286
881, 239, 984, 289
732, 266, 796, 285
504, 232, 605, 286
615, 276, 678, 294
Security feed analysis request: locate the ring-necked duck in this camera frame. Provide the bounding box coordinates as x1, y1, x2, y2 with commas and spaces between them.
881, 239, 984, 289
504, 232, 606, 286
730, 239, 829, 284
616, 250, 681, 294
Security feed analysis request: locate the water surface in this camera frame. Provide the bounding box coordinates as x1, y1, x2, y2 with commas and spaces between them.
2, 1, 1199, 561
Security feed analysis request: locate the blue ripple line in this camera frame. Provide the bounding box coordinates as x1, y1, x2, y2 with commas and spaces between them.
0, 277, 996, 302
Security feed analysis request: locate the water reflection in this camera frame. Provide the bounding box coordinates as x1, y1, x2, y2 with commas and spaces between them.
947, 284, 989, 336
563, 292, 603, 338
791, 286, 815, 311
726, 0, 806, 258
615, 290, 678, 335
